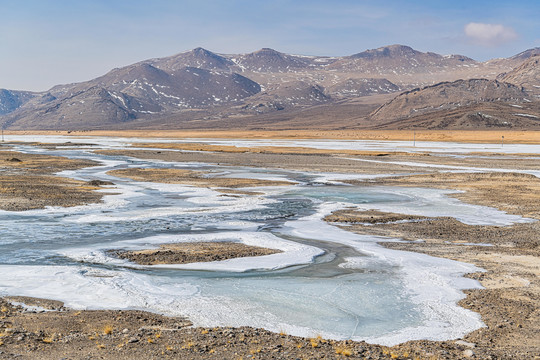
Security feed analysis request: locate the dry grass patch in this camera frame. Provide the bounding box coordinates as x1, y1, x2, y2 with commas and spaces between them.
0, 150, 97, 174
0, 151, 107, 211
49, 129, 540, 144
108, 242, 281, 265
0, 175, 106, 211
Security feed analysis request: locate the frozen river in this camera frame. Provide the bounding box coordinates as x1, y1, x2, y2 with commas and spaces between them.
0, 136, 535, 345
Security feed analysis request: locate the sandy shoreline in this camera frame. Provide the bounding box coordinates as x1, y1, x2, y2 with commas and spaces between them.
0, 140, 539, 358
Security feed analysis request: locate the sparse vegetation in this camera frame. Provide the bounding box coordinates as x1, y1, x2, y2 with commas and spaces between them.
103, 324, 114, 335
335, 343, 353, 356
249, 347, 261, 354
42, 334, 55, 343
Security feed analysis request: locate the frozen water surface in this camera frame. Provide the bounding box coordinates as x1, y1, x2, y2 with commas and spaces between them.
0, 136, 536, 345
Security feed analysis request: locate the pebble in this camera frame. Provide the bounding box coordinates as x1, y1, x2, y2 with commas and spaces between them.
463, 349, 475, 357
128, 337, 139, 343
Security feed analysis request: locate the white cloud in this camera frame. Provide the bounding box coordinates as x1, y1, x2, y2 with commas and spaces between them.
464, 22, 518, 47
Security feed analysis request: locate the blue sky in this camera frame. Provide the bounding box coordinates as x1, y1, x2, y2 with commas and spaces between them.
1, 0, 539, 91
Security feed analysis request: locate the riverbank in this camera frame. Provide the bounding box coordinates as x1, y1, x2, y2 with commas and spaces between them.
0, 296, 417, 360
0, 149, 108, 211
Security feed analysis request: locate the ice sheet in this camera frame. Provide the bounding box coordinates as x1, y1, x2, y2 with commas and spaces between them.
279, 202, 484, 345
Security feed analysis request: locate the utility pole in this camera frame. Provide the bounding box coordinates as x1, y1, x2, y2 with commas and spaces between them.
413, 130, 416, 147
501, 135, 504, 148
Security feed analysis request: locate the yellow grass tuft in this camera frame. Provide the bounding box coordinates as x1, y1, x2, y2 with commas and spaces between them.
316, 334, 326, 343
166, 345, 174, 351
42, 334, 55, 343
201, 329, 209, 335
96, 343, 105, 349
335, 344, 353, 356
0, 306, 8, 313
155, 332, 162, 339
310, 338, 319, 348
250, 348, 262, 354
147, 337, 155, 344
103, 325, 114, 335
342, 349, 353, 356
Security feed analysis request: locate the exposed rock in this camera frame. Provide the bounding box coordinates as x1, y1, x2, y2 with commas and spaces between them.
86, 180, 114, 186
370, 79, 528, 123
500, 55, 540, 94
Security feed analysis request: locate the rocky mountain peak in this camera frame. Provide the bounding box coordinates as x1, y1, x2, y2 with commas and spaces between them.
510, 47, 540, 62
501, 55, 540, 93
236, 48, 311, 72
153, 47, 234, 71
351, 44, 420, 59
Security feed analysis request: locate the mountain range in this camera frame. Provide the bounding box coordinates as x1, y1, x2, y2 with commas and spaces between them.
1, 44, 540, 131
